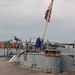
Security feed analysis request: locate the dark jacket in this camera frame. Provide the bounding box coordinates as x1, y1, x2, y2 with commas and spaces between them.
35, 38, 41, 48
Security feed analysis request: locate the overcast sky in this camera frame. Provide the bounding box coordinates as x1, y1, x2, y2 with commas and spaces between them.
0, 0, 75, 43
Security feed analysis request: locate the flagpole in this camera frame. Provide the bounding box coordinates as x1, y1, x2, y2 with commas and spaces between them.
43, 21, 48, 40
42, 2, 51, 40
42, 0, 54, 40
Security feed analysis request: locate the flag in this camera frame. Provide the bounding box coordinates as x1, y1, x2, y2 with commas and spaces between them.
44, 0, 54, 22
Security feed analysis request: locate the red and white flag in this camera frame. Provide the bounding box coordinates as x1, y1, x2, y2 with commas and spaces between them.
44, 0, 54, 22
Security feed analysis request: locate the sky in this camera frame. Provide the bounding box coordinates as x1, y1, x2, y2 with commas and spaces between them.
0, 0, 75, 43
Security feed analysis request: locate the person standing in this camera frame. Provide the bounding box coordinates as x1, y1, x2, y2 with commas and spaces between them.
35, 37, 41, 52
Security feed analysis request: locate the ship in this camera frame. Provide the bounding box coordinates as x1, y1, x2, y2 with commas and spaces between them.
1, 36, 75, 74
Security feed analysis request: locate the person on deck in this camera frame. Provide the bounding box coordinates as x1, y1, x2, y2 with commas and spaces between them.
35, 37, 41, 52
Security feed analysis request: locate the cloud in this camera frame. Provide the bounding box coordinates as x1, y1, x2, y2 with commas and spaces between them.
0, 0, 75, 43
